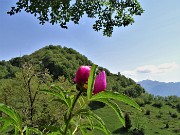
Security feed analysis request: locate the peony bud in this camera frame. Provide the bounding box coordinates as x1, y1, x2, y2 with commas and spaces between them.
74, 66, 91, 85
93, 71, 106, 94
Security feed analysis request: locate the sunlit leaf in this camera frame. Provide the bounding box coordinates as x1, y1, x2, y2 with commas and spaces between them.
87, 65, 97, 100
0, 103, 22, 129
90, 91, 141, 111
0, 117, 14, 132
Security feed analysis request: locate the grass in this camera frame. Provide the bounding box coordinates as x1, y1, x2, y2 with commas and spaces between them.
91, 100, 180, 135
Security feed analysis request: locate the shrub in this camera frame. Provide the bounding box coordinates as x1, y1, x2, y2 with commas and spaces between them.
145, 109, 150, 115
140, 93, 154, 105
176, 103, 180, 112
165, 123, 169, 128
124, 113, 132, 130
156, 111, 163, 118
132, 114, 146, 135
171, 112, 178, 118
135, 98, 145, 107
132, 128, 145, 135
153, 101, 163, 108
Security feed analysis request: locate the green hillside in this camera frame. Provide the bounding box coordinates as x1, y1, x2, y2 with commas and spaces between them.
0, 45, 179, 135
1, 45, 144, 97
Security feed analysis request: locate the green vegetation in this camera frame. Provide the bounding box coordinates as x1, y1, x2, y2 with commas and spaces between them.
0, 45, 179, 134
93, 95, 180, 135
7, 0, 143, 37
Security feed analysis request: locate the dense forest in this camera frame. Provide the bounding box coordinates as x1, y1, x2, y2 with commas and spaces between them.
0, 45, 179, 135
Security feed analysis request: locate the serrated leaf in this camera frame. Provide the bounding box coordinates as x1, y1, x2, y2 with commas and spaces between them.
90, 91, 141, 111
87, 65, 97, 100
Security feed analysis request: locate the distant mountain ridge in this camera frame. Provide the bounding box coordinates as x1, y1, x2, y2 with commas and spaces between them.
138, 80, 180, 97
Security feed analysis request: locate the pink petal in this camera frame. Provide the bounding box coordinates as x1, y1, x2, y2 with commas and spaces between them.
93, 71, 106, 94
74, 66, 91, 84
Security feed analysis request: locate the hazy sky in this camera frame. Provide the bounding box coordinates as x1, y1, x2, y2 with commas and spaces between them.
0, 0, 180, 82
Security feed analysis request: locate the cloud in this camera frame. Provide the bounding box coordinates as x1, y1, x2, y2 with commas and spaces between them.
122, 62, 180, 77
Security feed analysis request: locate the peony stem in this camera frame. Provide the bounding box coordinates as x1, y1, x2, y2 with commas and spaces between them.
64, 90, 82, 135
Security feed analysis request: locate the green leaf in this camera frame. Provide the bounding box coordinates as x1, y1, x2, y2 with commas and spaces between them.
73, 109, 110, 135
72, 109, 90, 118
40, 89, 71, 107
79, 126, 88, 135
26, 127, 43, 135
0, 117, 14, 132
80, 124, 109, 134
90, 111, 110, 135
86, 115, 94, 131
51, 98, 67, 106
44, 125, 63, 134
0, 103, 22, 129
46, 131, 61, 135
15, 127, 19, 135
87, 65, 97, 100
92, 99, 125, 126
90, 91, 141, 111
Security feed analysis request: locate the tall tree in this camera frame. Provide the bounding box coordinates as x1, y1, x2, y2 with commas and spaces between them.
8, 0, 143, 36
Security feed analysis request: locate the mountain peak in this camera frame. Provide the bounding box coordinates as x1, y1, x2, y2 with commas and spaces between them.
138, 80, 180, 97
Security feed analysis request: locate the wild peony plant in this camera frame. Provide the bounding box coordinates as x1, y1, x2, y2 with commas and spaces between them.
0, 64, 141, 135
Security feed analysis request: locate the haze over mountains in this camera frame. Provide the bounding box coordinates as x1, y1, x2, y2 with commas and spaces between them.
138, 80, 180, 97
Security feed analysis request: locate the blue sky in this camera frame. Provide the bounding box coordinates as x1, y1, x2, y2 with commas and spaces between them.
0, 0, 180, 82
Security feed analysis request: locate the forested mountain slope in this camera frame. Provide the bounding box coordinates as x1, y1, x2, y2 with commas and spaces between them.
1, 45, 144, 97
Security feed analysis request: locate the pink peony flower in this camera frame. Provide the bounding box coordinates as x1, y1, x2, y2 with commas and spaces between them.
74, 66, 106, 94
93, 71, 106, 94
74, 66, 91, 85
